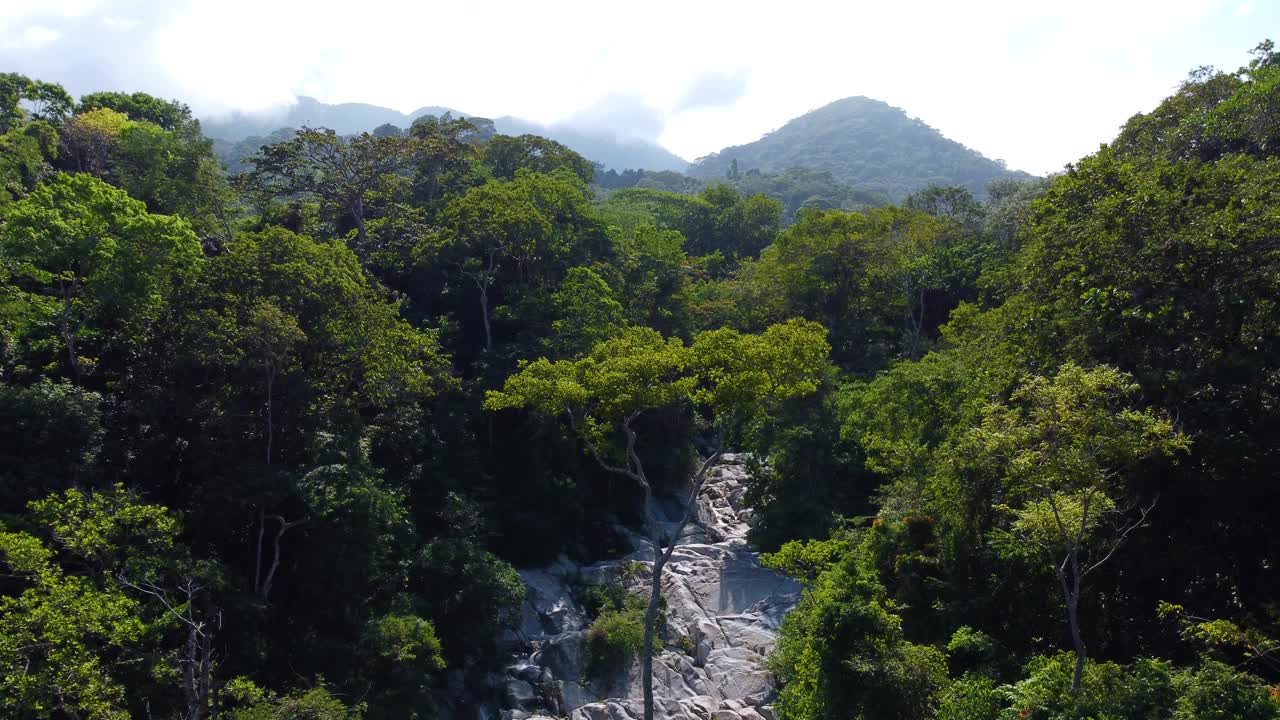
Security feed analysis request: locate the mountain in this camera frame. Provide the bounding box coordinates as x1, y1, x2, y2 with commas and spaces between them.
493, 116, 688, 173
200, 97, 688, 172
689, 96, 1032, 200
200, 96, 456, 140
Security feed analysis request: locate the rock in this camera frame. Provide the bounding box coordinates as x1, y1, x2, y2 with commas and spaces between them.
521, 567, 587, 636
535, 631, 585, 682
695, 637, 712, 667
491, 459, 794, 719
508, 662, 543, 684
503, 679, 537, 709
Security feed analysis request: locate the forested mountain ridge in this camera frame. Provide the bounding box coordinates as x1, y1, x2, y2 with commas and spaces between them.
202, 96, 690, 172
200, 96, 459, 140
691, 95, 1033, 200
2, 39, 1280, 720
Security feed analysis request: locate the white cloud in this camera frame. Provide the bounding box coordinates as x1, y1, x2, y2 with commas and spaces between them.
2, 25, 62, 50
0, 0, 1270, 174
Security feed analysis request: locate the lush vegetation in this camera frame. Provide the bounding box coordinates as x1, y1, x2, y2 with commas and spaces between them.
757, 42, 1280, 719
595, 166, 890, 224
2, 40, 1279, 720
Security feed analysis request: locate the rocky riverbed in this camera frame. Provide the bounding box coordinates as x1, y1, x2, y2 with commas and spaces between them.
440, 454, 798, 720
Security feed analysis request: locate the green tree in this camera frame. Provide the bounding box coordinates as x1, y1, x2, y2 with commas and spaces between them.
482, 133, 594, 183
432, 169, 603, 353
238, 127, 420, 244
77, 91, 191, 131
407, 114, 484, 209
203, 227, 453, 605
605, 225, 692, 337
1000, 56, 1280, 636
0, 485, 190, 719
0, 379, 103, 508
958, 365, 1187, 691
0, 173, 202, 384
0, 120, 58, 211
548, 266, 625, 355
766, 528, 949, 720
0, 73, 73, 130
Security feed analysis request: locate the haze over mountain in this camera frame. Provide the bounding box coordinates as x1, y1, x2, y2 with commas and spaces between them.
199, 96, 458, 141
201, 97, 690, 172
691, 97, 1032, 201
203, 94, 1032, 197
3, 1, 1272, 176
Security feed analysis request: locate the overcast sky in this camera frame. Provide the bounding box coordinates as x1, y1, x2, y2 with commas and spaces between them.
1, 0, 1273, 174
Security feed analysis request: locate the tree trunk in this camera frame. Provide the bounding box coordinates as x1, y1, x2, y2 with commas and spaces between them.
478, 284, 492, 353
1067, 578, 1086, 692
253, 507, 265, 596
264, 368, 274, 466
639, 450, 720, 720
642, 538, 667, 720
183, 625, 200, 720
261, 518, 286, 599
60, 280, 80, 385
259, 515, 304, 600
1058, 565, 1086, 693
352, 195, 366, 245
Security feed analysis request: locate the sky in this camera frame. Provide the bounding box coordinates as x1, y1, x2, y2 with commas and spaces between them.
0, 0, 1274, 175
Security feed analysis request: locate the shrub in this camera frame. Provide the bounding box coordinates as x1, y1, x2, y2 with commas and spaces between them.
988, 651, 1280, 720
225, 679, 364, 720
582, 608, 644, 681
938, 675, 1003, 720
1002, 653, 1192, 720
946, 626, 997, 676
770, 540, 948, 720
1174, 660, 1280, 720
579, 578, 633, 618
365, 614, 445, 671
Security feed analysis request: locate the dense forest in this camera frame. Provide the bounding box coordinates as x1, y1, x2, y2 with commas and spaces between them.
1, 39, 1279, 719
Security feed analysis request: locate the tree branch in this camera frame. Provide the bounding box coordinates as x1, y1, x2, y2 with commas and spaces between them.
1083, 495, 1157, 577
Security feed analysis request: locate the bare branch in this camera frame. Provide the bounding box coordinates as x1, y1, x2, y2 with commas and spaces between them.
1083, 495, 1158, 577
567, 412, 635, 480
260, 515, 308, 600
659, 448, 723, 568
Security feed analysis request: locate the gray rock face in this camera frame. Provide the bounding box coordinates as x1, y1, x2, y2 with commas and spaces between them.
471, 455, 797, 720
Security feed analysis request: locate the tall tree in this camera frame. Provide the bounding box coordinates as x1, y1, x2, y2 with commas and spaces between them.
0, 173, 202, 385
238, 127, 419, 244
957, 364, 1187, 691
433, 169, 603, 354
482, 134, 594, 184
76, 91, 191, 132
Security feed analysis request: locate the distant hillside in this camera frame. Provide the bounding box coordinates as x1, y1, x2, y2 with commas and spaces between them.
594, 166, 888, 224
493, 117, 688, 173
200, 98, 688, 172
689, 96, 1032, 200
200, 97, 455, 140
